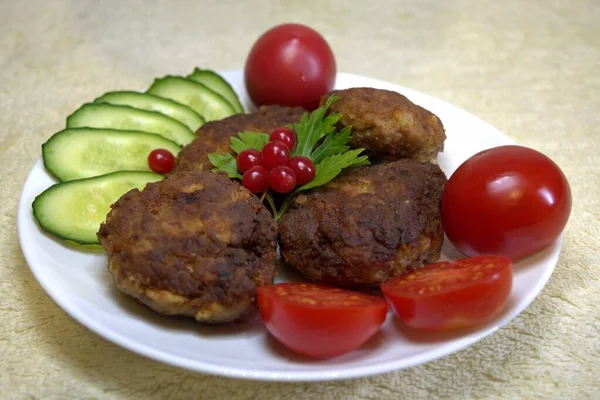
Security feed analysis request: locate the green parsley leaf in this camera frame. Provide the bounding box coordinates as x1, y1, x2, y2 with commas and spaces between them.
293, 95, 341, 157
298, 149, 369, 191
230, 131, 269, 154
207, 152, 242, 179
309, 126, 352, 163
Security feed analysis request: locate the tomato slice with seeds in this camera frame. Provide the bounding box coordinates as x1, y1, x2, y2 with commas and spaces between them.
257, 283, 388, 359
381, 256, 512, 332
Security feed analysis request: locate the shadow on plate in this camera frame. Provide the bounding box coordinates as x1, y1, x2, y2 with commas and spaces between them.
440, 235, 464, 261
440, 233, 559, 274
30, 211, 107, 255
274, 260, 306, 284
513, 243, 559, 273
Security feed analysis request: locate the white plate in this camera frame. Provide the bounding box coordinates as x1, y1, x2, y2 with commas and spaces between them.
17, 71, 561, 382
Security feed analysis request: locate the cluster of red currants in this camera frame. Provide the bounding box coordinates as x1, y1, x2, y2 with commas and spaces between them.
238, 127, 316, 193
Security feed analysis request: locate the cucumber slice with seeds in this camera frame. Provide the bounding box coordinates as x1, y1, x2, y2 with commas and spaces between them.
32, 171, 162, 244
66, 103, 195, 146
187, 69, 244, 113
94, 91, 205, 132
147, 76, 236, 122
43, 128, 181, 181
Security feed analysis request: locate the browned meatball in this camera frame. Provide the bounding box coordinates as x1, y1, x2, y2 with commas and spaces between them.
278, 160, 447, 288
173, 105, 305, 173
322, 88, 446, 162
97, 171, 277, 323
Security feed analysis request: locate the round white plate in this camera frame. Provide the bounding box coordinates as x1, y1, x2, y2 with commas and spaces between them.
18, 71, 561, 382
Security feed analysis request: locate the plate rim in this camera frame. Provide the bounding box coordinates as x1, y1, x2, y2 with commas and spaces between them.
17, 71, 562, 382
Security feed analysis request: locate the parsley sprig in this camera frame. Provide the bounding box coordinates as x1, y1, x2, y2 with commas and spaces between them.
208, 96, 369, 220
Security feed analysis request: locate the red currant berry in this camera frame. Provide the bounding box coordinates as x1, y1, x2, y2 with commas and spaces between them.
269, 127, 296, 150
148, 149, 175, 174
237, 149, 263, 172
269, 166, 296, 193
242, 166, 270, 193
288, 156, 316, 186
262, 141, 290, 170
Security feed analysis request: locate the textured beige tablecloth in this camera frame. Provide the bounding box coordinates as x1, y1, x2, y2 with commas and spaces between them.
1, 0, 599, 398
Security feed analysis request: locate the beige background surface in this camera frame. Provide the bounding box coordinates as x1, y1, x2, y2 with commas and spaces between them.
1, 0, 599, 399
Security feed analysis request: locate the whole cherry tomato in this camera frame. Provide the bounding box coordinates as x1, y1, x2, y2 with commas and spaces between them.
244, 24, 336, 110
442, 145, 571, 260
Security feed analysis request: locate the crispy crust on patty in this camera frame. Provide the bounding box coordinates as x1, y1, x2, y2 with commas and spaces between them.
97, 171, 277, 323
173, 105, 305, 174
322, 88, 446, 162
279, 160, 447, 288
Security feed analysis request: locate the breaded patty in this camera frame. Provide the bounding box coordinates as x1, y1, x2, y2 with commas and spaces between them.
173, 105, 305, 173
279, 160, 447, 288
322, 88, 446, 162
97, 171, 278, 323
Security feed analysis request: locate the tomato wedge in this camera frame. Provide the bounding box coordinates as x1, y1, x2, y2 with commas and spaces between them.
257, 283, 388, 359
381, 256, 512, 332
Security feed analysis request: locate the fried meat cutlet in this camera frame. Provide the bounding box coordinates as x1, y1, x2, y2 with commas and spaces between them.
97, 171, 277, 324
278, 160, 447, 288
173, 105, 305, 173
322, 87, 446, 162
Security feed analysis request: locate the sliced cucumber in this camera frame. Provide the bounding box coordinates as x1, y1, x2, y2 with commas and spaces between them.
94, 91, 205, 132
33, 171, 162, 245
147, 76, 236, 122
66, 103, 194, 146
43, 128, 181, 181
187, 68, 244, 113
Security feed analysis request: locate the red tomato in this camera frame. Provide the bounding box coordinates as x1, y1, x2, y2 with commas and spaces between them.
381, 256, 512, 331
244, 24, 336, 110
147, 149, 174, 174
257, 283, 388, 359
442, 145, 571, 260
